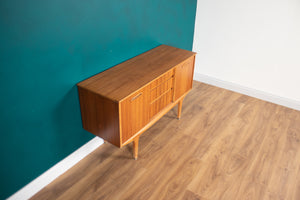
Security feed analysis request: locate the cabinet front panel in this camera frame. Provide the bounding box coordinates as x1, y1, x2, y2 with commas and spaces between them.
150, 69, 174, 89
150, 77, 173, 103
150, 88, 173, 118
120, 86, 150, 143
174, 56, 195, 100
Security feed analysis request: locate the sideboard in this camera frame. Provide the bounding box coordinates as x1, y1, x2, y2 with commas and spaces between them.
77, 45, 196, 159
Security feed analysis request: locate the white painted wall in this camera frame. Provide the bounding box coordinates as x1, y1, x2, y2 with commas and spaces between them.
193, 0, 300, 109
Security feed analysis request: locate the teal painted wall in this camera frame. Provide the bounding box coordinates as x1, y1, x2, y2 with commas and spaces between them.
0, 0, 197, 198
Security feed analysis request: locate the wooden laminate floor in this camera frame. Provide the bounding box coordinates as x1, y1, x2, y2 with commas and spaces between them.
32, 81, 300, 200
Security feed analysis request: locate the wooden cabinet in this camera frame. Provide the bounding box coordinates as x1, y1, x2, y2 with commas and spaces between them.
77, 45, 196, 159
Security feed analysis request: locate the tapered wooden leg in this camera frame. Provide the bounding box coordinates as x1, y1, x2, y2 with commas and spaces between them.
133, 137, 139, 160
177, 98, 183, 119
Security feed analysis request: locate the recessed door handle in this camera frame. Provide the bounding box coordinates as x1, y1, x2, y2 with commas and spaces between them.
131, 93, 142, 102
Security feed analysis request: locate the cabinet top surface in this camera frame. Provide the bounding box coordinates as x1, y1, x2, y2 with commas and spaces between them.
77, 45, 196, 102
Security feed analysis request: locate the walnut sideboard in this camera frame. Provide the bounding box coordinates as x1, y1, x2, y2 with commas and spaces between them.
77, 45, 196, 159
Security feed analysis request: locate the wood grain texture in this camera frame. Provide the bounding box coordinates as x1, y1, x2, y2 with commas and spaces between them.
120, 86, 150, 143
121, 93, 189, 147
181, 190, 208, 200
77, 87, 120, 147
174, 56, 195, 100
150, 88, 173, 118
32, 81, 300, 200
77, 45, 195, 158
77, 45, 195, 102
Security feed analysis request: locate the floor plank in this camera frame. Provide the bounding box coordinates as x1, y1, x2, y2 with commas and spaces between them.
31, 81, 300, 200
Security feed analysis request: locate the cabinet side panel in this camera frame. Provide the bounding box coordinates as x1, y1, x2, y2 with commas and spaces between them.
78, 87, 120, 147
174, 56, 195, 100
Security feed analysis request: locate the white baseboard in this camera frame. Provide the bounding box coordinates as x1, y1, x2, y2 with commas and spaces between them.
7, 137, 104, 200
194, 72, 300, 111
